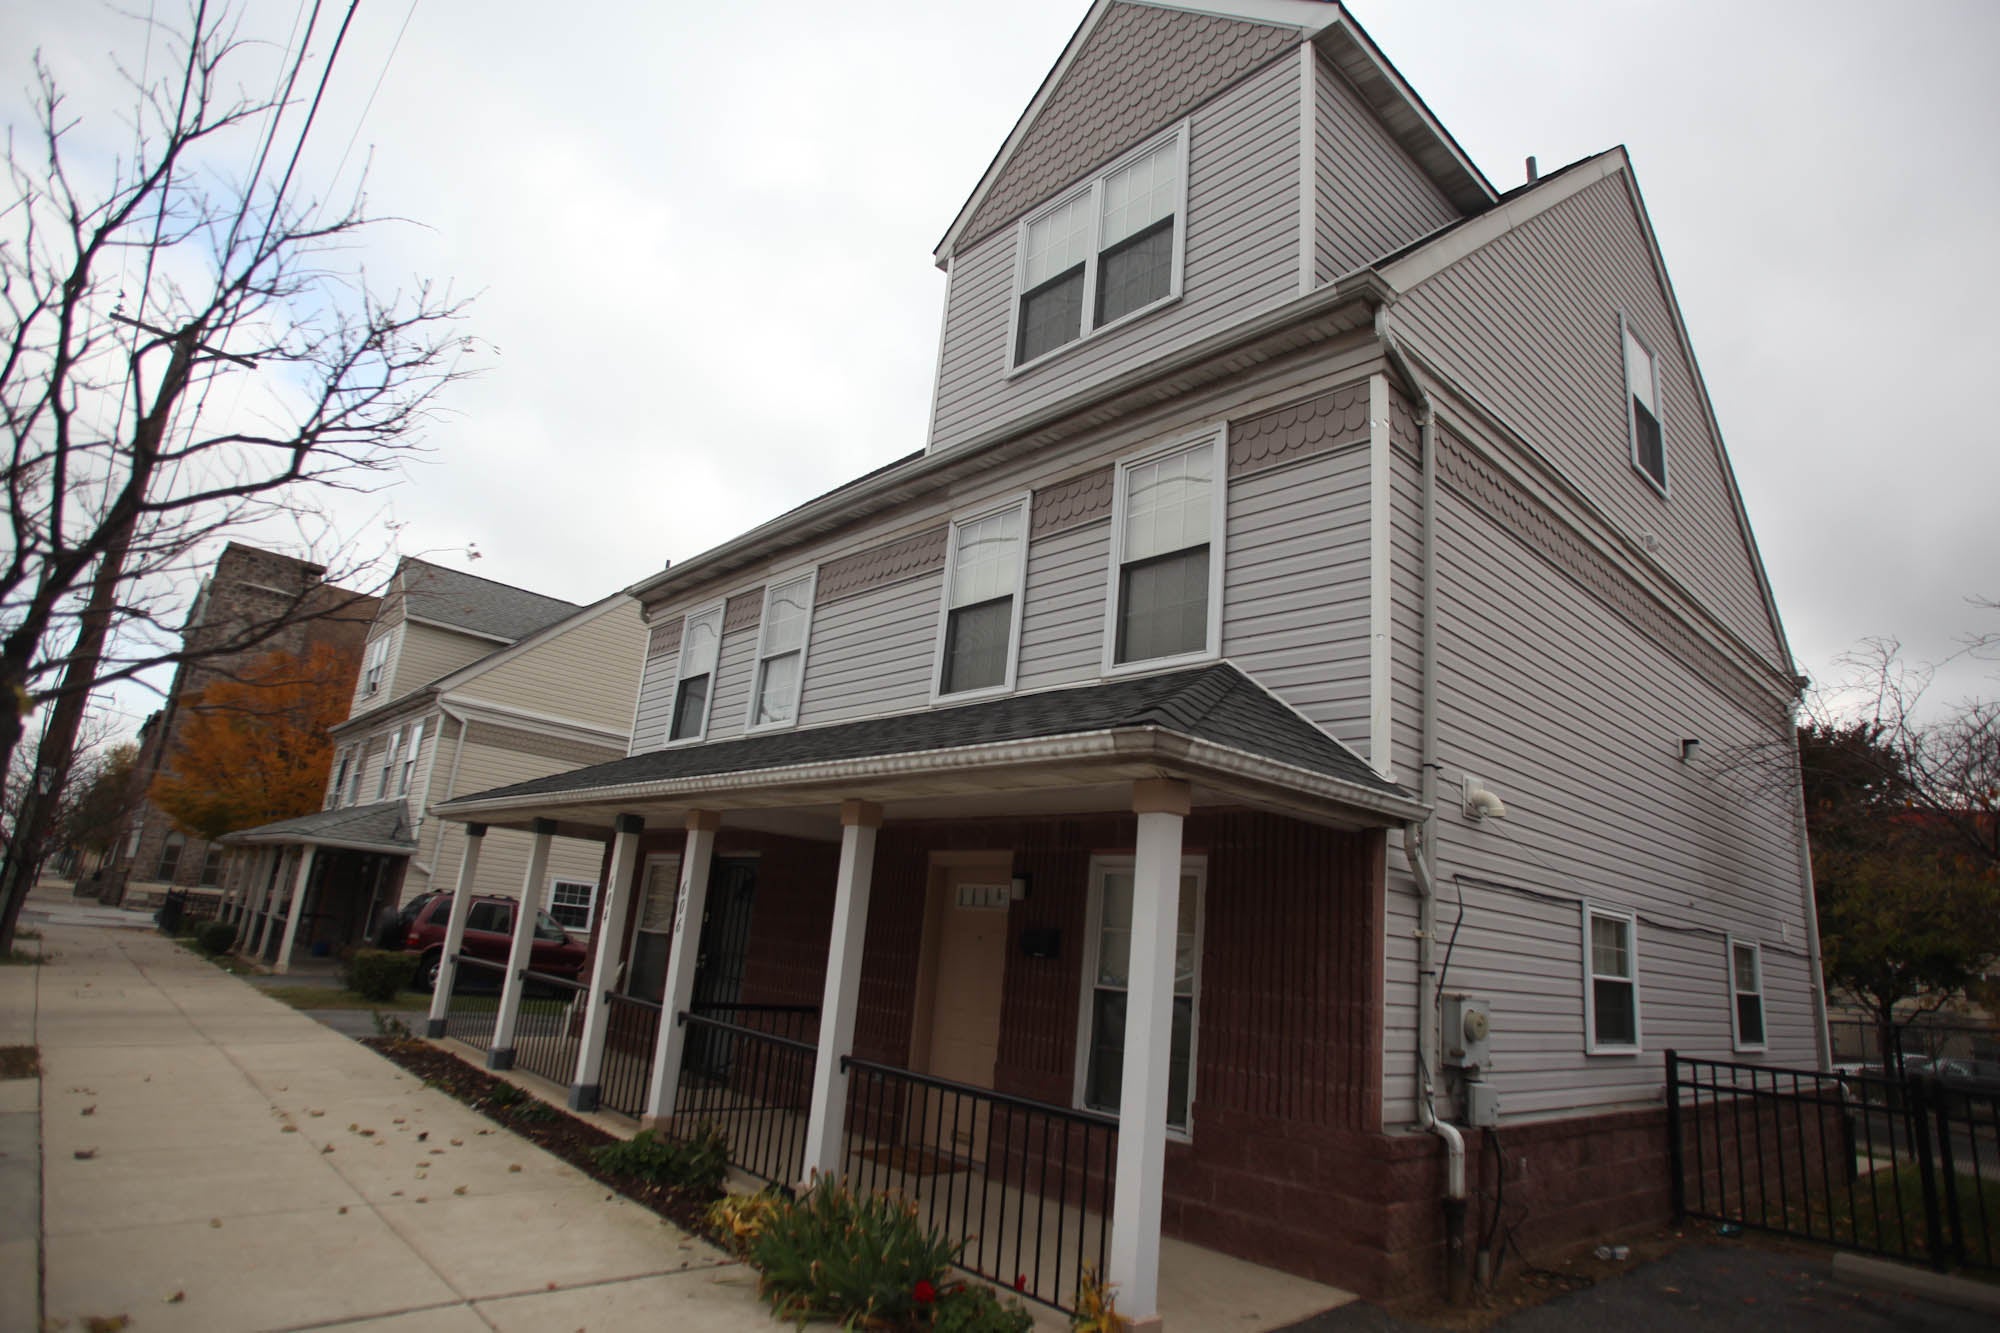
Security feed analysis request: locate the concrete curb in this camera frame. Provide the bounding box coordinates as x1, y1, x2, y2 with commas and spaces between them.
1832, 1251, 2000, 1317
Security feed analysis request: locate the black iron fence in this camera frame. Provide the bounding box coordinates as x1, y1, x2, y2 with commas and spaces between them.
668, 1009, 818, 1187
442, 956, 508, 1051
840, 1057, 1118, 1314
511, 970, 589, 1088
156, 889, 224, 935
599, 991, 662, 1118
1668, 1050, 2000, 1274
1827, 1018, 2000, 1076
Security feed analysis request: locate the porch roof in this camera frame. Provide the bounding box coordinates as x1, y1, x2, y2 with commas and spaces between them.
219, 800, 416, 856
432, 662, 1426, 837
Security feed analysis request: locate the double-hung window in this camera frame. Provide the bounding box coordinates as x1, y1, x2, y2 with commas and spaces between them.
1105, 430, 1225, 670
1729, 939, 1766, 1051
360, 631, 392, 697
397, 719, 425, 797
1077, 855, 1203, 1132
1013, 127, 1187, 368
547, 879, 597, 934
1622, 316, 1666, 493
669, 603, 724, 743
934, 496, 1029, 699
748, 573, 815, 730
329, 749, 351, 809
376, 729, 401, 801
1583, 904, 1641, 1053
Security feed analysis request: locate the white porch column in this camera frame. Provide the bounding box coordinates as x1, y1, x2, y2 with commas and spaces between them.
251, 849, 287, 955
800, 799, 882, 1184
272, 845, 319, 975
1107, 778, 1189, 1329
487, 819, 556, 1070
641, 810, 721, 1126
569, 814, 645, 1110
424, 824, 486, 1038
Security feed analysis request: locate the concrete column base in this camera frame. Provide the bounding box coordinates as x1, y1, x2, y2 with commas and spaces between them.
1126, 1318, 1164, 1333
638, 1114, 675, 1134
423, 1019, 446, 1039
567, 1084, 599, 1112
485, 1048, 515, 1072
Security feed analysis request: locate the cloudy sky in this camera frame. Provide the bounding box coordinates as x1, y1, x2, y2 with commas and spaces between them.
5, 0, 1997, 736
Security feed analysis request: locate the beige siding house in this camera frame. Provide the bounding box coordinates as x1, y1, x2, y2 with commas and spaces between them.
423, 0, 1818, 1319
222, 559, 646, 974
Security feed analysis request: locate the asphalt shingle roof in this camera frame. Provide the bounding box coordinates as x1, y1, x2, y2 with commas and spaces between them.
449, 663, 1410, 809
399, 559, 578, 643
223, 800, 416, 851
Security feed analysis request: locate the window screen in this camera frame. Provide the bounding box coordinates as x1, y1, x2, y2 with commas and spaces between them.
940, 504, 1024, 695
1114, 441, 1214, 664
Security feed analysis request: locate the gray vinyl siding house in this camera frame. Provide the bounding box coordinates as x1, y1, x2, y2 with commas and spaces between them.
435, 0, 1819, 1310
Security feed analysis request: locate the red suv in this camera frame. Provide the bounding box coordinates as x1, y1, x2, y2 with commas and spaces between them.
388, 892, 589, 992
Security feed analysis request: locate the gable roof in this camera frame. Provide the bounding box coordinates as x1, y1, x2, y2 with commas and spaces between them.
397, 559, 579, 643
936, 0, 1493, 264
436, 661, 1421, 824
220, 800, 416, 855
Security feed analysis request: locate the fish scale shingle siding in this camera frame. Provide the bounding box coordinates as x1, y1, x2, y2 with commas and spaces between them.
958, 3, 1297, 249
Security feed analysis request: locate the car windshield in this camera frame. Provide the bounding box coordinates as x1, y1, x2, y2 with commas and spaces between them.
533, 911, 570, 943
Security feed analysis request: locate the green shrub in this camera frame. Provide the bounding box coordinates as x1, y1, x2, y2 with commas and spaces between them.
197, 921, 237, 956
593, 1125, 729, 1195
344, 948, 416, 1001
747, 1178, 961, 1326
933, 1282, 1035, 1332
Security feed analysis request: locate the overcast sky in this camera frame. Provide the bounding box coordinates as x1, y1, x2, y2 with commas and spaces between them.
6, 0, 1997, 738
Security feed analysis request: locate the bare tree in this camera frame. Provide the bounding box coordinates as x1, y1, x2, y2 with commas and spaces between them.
0, 2, 475, 948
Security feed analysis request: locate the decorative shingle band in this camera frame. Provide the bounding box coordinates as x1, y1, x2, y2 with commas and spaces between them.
816, 527, 949, 604
723, 589, 764, 633
1229, 382, 1370, 476
961, 4, 1296, 249
1030, 466, 1114, 536
1389, 391, 1421, 463
646, 619, 682, 662
1435, 427, 1784, 722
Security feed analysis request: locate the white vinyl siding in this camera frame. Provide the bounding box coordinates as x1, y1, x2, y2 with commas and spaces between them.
798, 572, 944, 727
1311, 55, 1459, 286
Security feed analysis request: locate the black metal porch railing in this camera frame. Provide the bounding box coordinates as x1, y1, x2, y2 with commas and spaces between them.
599, 991, 663, 1119
666, 1009, 818, 1187
840, 1057, 1118, 1313
1668, 1050, 2000, 1274
442, 955, 508, 1051
511, 970, 589, 1088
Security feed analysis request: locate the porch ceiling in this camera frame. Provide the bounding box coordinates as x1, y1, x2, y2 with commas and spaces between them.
434, 664, 1426, 842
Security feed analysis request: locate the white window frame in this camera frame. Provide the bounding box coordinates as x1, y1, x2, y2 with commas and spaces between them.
665, 600, 726, 746
1620, 312, 1668, 497
376, 728, 402, 801
346, 746, 366, 806
328, 748, 351, 809
360, 629, 394, 697
1100, 425, 1228, 677
744, 569, 819, 734
1582, 902, 1642, 1055
1072, 853, 1206, 1140
628, 853, 684, 997
547, 877, 599, 935
1728, 937, 1767, 1053
397, 718, 426, 797
929, 492, 1032, 704
1006, 122, 1191, 375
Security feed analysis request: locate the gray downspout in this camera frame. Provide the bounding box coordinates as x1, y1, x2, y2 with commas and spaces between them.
1376, 305, 1468, 1303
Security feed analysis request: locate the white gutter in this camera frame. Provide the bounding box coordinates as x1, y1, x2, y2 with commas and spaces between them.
1377, 305, 1469, 1299
433, 726, 1427, 828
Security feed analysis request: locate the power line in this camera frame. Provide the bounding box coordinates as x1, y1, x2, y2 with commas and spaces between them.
251, 0, 365, 265
329, 0, 423, 198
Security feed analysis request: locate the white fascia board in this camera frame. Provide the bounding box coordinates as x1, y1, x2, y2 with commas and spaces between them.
329, 686, 439, 740
1312, 10, 1495, 208
437, 695, 629, 749
1380, 148, 1626, 294
433, 726, 1427, 828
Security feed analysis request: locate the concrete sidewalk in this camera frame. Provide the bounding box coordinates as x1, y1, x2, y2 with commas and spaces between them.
13, 917, 784, 1332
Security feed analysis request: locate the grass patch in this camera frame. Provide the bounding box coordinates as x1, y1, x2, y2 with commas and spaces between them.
262, 986, 432, 1013
1811, 1159, 2000, 1266
0, 1045, 40, 1079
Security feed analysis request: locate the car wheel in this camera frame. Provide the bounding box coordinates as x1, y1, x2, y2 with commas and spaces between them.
417, 950, 443, 994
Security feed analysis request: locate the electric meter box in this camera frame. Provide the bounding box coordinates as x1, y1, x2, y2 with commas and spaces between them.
1464, 1081, 1501, 1128
1442, 994, 1493, 1071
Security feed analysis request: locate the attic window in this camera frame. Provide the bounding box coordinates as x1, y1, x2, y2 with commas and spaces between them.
360, 631, 392, 696
1012, 126, 1187, 369
1622, 318, 1666, 493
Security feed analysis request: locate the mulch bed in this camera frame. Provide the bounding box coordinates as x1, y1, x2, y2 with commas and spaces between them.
0, 1045, 39, 1079
363, 1036, 720, 1239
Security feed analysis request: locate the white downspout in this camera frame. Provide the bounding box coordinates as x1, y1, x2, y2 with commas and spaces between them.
1378, 305, 1469, 1299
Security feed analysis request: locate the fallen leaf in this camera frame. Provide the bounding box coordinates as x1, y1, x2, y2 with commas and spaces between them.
309, 1109, 325, 1118
415, 1196, 428, 1204
280, 1125, 298, 1134
338, 1206, 349, 1215
80, 1105, 95, 1117
449, 1138, 463, 1146
508, 1163, 522, 1173
393, 1117, 405, 1124
84, 1316, 131, 1332
164, 1291, 184, 1304
417, 1131, 429, 1142
358, 1129, 375, 1137
454, 1186, 468, 1196
348, 1123, 358, 1131
73, 1149, 97, 1160
209, 1219, 222, 1229
321, 1145, 335, 1155
428, 1148, 444, 1156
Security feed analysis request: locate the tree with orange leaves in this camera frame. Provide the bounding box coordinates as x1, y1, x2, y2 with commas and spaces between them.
153, 645, 353, 840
